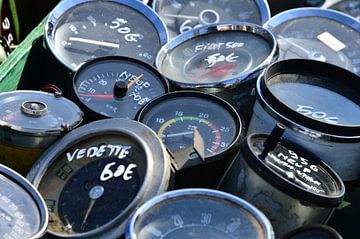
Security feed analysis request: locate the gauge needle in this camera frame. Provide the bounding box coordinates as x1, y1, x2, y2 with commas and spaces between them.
166, 131, 194, 138
81, 185, 104, 229
278, 35, 311, 54
127, 74, 144, 88
164, 13, 200, 20
79, 94, 113, 99
194, 63, 236, 80
69, 37, 120, 48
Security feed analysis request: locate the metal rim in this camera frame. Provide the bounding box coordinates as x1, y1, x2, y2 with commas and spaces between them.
155, 22, 278, 89
71, 56, 170, 121
0, 164, 49, 239
26, 119, 171, 238
255, 59, 360, 142
152, 0, 271, 25
126, 188, 274, 239
45, 0, 169, 70
282, 224, 343, 239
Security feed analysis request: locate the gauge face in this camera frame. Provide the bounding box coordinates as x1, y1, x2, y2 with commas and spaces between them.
154, 0, 269, 38
47, 0, 167, 70
266, 73, 360, 126
139, 92, 240, 158
37, 134, 147, 235
0, 174, 42, 238
158, 30, 274, 86
267, 12, 360, 75
133, 193, 267, 239
329, 0, 360, 21
74, 57, 168, 119
0, 91, 82, 132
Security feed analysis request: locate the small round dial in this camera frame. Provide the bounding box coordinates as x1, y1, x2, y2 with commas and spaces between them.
329, 0, 360, 21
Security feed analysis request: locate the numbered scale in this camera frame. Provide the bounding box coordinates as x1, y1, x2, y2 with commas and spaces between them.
0, 90, 83, 175
155, 23, 277, 115
45, 0, 168, 70
126, 189, 274, 239
264, 7, 360, 76
152, 0, 271, 39
27, 119, 172, 238
0, 164, 48, 239
220, 124, 345, 237
247, 59, 360, 182
71, 56, 170, 121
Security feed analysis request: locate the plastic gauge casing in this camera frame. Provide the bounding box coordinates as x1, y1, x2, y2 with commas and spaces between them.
152, 0, 271, 39
71, 56, 170, 121
221, 132, 345, 238
26, 119, 172, 238
0, 90, 83, 175
264, 7, 360, 76
0, 164, 48, 239
45, 0, 168, 71
247, 59, 360, 181
126, 188, 274, 239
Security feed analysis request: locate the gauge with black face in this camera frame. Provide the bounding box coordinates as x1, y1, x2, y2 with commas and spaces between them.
126, 189, 274, 239
152, 0, 270, 39
327, 0, 360, 21
156, 23, 277, 89
45, 0, 168, 70
27, 119, 172, 238
265, 8, 360, 75
137, 91, 242, 166
72, 56, 169, 120
0, 165, 48, 239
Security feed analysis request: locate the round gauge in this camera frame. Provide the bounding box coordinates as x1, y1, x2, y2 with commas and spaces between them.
152, 0, 270, 39
0, 164, 48, 239
283, 224, 343, 239
45, 0, 168, 70
0, 90, 83, 175
156, 23, 277, 89
327, 0, 360, 21
137, 91, 242, 167
72, 56, 170, 120
264, 7, 360, 75
27, 119, 172, 238
126, 188, 274, 239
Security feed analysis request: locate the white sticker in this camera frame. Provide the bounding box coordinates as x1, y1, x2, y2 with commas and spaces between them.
317, 32, 346, 52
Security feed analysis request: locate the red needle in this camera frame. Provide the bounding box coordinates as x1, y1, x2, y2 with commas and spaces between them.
79, 94, 113, 99
193, 63, 236, 80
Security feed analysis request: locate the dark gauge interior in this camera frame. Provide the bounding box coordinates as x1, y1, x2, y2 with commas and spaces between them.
48, 0, 165, 69
73, 57, 168, 119
134, 195, 266, 239
158, 30, 274, 85
154, 0, 268, 38
269, 14, 360, 75
0, 174, 41, 238
266, 73, 360, 126
284, 225, 342, 239
139, 92, 240, 158
37, 134, 147, 235
329, 0, 360, 21
0, 91, 82, 132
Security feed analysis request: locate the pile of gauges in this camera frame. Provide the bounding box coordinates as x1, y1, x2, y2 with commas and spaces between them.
1, 0, 360, 238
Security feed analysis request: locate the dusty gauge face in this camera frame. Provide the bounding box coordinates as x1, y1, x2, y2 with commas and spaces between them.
326, 0, 360, 21
0, 90, 83, 175
45, 0, 168, 70
126, 188, 274, 239
264, 7, 360, 76
220, 124, 345, 238
71, 56, 169, 121
27, 119, 172, 238
152, 0, 270, 39
247, 59, 360, 182
0, 164, 48, 239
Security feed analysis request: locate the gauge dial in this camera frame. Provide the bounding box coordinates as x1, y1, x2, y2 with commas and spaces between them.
0, 165, 48, 238
265, 8, 360, 75
153, 0, 270, 39
328, 0, 360, 21
127, 189, 273, 239
138, 91, 241, 161
156, 24, 276, 88
73, 57, 169, 120
46, 0, 168, 70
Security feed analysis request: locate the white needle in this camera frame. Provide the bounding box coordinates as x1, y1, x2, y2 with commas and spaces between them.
278, 35, 310, 54
164, 13, 200, 20
69, 37, 120, 48
166, 131, 194, 138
